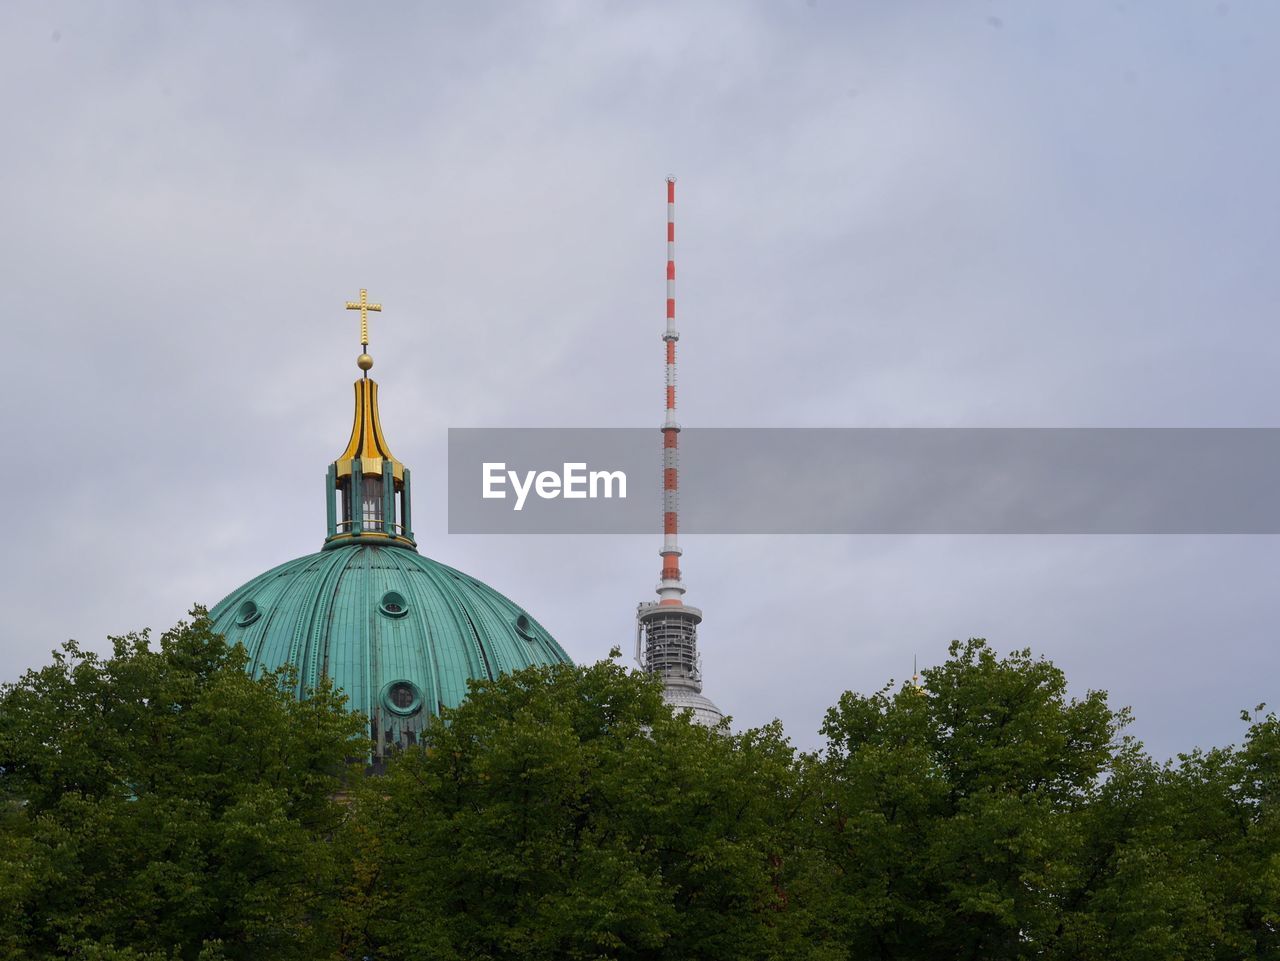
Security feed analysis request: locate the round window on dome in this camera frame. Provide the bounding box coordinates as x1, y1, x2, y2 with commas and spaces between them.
235, 600, 261, 627
379, 591, 409, 619
514, 613, 536, 640
382, 680, 422, 716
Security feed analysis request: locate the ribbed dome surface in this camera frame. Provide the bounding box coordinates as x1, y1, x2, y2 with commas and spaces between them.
209, 543, 571, 746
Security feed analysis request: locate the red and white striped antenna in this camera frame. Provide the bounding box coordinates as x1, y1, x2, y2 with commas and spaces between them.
635, 178, 723, 726
658, 176, 685, 605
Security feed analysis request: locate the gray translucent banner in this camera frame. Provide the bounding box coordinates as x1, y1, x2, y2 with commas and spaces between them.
447, 428, 1280, 534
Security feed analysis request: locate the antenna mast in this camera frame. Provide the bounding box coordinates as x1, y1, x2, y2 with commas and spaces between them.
635, 178, 723, 725
659, 177, 684, 604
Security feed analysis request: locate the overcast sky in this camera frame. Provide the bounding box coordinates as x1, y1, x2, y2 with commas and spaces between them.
3, 1, 1278, 759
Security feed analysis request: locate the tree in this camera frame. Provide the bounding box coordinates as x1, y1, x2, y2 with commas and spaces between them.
1235, 706, 1280, 957
6, 618, 1274, 961
1067, 706, 1280, 961
337, 654, 827, 961
815, 638, 1128, 960
0, 612, 366, 961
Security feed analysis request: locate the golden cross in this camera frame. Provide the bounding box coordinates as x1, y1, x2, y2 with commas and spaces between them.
344, 288, 382, 348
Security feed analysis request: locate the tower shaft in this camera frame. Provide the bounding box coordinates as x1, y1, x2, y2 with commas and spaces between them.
636, 179, 723, 725
659, 176, 684, 603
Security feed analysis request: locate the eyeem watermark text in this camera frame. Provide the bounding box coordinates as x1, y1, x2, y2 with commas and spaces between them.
482, 462, 628, 511
452, 428, 1280, 533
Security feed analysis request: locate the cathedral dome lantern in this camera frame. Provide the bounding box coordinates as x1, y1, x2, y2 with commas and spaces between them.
209, 288, 573, 762
325, 288, 415, 550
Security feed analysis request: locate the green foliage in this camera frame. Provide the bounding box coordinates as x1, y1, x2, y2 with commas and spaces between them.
814, 638, 1125, 959
337, 656, 823, 961
813, 639, 1280, 961
4, 623, 1277, 961
1069, 709, 1280, 961
0, 611, 367, 961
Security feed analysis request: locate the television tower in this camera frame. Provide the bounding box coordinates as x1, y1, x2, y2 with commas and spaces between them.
636, 178, 724, 726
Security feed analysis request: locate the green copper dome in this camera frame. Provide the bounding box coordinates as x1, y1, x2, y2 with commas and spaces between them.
209, 543, 570, 751
209, 292, 572, 756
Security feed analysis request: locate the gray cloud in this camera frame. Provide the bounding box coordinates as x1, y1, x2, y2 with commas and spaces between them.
2, 1, 1277, 759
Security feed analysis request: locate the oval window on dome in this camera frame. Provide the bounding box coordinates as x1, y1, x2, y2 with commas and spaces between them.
235, 600, 261, 627
382, 680, 422, 716
379, 591, 409, 619
514, 612, 536, 640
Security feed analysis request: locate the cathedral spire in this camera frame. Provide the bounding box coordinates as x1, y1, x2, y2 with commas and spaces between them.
323, 289, 416, 551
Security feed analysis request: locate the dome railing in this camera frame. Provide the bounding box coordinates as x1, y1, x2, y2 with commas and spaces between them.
333, 519, 408, 536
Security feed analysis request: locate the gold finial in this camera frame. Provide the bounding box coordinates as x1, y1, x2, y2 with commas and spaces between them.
345, 288, 382, 371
